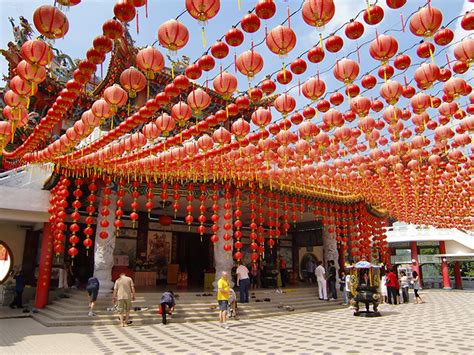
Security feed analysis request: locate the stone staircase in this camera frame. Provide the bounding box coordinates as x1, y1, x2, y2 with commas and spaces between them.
32, 287, 344, 327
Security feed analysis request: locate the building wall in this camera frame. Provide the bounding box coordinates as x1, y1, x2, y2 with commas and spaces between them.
0, 222, 27, 268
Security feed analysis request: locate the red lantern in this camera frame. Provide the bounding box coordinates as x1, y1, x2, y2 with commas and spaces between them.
409, 6, 442, 38
185, 64, 202, 80
434, 27, 454, 46
198, 55, 215, 71
325, 35, 343, 53
266, 25, 297, 56
361, 74, 377, 89
386, 0, 406, 9
461, 11, 474, 31
273, 93, 296, 117
276, 70, 292, 85
210, 40, 229, 59
103, 84, 128, 112
345, 20, 364, 40
16, 60, 46, 84
114, 0, 136, 23
394, 54, 411, 70
187, 88, 211, 115
301, 0, 335, 28
290, 58, 307, 75
171, 101, 193, 127
158, 19, 189, 52
156, 113, 176, 136
241, 12, 260, 33
33, 5, 69, 39
380, 80, 403, 105
102, 18, 124, 40
363, 5, 384, 25
225, 27, 244, 47
453, 39, 474, 64
307, 46, 325, 63
255, 0, 276, 20
416, 41, 435, 59
261, 79, 276, 95
251, 108, 272, 129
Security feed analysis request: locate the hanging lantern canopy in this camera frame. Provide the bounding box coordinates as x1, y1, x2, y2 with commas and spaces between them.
33, 5, 69, 39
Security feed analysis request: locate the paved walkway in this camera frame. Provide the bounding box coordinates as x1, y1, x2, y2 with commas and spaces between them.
1, 290, 473, 354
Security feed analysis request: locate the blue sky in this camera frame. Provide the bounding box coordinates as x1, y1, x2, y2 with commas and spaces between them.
1, 0, 472, 145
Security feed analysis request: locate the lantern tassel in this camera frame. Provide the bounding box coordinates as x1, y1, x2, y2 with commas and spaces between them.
238, 0, 241, 10
356, 44, 360, 64
136, 11, 139, 34
429, 47, 435, 64
319, 33, 323, 49
298, 79, 301, 96
145, 0, 148, 17
201, 27, 206, 48
400, 13, 405, 32
366, 0, 371, 22
171, 62, 175, 79
446, 53, 451, 69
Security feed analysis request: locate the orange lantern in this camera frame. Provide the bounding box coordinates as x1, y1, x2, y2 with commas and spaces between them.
187, 89, 211, 115
136, 47, 164, 79
213, 71, 237, 100
213, 127, 232, 145
103, 84, 128, 113
236, 50, 264, 80
301, 0, 335, 29
158, 19, 189, 53
302, 77, 326, 101
232, 118, 250, 141
119, 67, 146, 98
409, 6, 442, 38
266, 25, 297, 56
453, 39, 474, 64
20, 39, 53, 66
379, 80, 403, 105
413, 63, 440, 89
251, 108, 272, 129
16, 60, 46, 84
33, 5, 69, 39
91, 99, 112, 123
350, 96, 371, 117
333, 59, 359, 84
273, 93, 296, 117
369, 35, 398, 63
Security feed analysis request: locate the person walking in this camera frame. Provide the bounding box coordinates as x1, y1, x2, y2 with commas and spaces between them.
236, 263, 250, 303
412, 271, 423, 304
400, 271, 409, 303
160, 290, 175, 325
58, 262, 70, 289
9, 269, 25, 309
386, 268, 398, 305
315, 261, 327, 301
279, 257, 287, 288
86, 276, 100, 316
112, 273, 135, 327
217, 271, 230, 328
327, 260, 337, 300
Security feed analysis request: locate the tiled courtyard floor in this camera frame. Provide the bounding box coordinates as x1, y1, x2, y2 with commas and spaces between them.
1, 290, 473, 354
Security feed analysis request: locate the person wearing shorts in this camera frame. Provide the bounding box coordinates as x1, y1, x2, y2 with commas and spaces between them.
217, 271, 230, 328
86, 276, 99, 317
113, 273, 135, 327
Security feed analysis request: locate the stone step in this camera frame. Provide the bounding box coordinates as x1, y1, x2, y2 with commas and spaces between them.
32, 302, 342, 327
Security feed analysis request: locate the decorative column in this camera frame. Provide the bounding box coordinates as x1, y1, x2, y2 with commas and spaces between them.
410, 241, 420, 278
93, 192, 117, 295
213, 197, 234, 289
439, 241, 451, 289
35, 222, 53, 309
453, 261, 463, 289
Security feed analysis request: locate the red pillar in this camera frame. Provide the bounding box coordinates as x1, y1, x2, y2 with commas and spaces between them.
410, 241, 420, 276
439, 241, 451, 289
338, 243, 345, 270
453, 261, 463, 289
35, 223, 54, 308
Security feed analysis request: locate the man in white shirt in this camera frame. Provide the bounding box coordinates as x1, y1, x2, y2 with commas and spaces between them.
315, 261, 328, 301
236, 263, 250, 303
